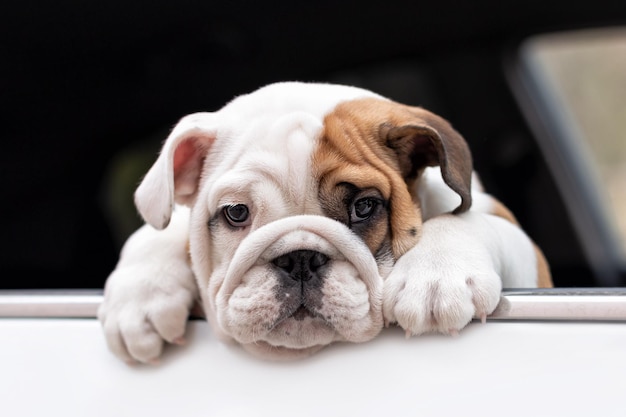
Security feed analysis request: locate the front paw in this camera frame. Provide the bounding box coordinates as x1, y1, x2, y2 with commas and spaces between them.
383, 242, 502, 336
98, 265, 197, 364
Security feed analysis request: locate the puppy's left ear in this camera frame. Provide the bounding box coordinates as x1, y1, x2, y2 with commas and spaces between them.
134, 113, 218, 229
382, 108, 473, 213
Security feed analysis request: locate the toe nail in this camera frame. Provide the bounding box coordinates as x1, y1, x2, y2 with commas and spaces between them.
172, 336, 186, 346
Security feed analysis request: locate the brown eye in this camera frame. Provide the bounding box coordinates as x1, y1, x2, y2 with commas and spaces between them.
223, 204, 250, 227
350, 198, 379, 223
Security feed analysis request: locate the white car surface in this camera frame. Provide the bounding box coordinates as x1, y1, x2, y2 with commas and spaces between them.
0, 290, 625, 417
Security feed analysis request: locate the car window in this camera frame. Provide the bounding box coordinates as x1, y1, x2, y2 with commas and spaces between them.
515, 28, 626, 284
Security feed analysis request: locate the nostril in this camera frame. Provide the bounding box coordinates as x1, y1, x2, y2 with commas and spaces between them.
271, 250, 329, 280
309, 252, 329, 271
272, 254, 294, 273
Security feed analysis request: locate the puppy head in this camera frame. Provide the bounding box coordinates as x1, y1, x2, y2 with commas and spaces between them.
134, 82, 472, 359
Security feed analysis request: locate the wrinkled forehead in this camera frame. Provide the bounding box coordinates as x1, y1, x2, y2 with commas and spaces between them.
203, 84, 384, 208
203, 111, 322, 211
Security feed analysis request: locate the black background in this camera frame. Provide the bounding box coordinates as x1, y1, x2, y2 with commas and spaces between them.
2, 1, 626, 289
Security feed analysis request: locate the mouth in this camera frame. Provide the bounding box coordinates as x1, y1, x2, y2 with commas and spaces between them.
290, 304, 315, 321
261, 301, 334, 344
262, 305, 336, 351
275, 301, 322, 326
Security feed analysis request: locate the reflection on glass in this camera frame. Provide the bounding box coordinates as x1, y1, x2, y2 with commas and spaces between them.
528, 28, 626, 260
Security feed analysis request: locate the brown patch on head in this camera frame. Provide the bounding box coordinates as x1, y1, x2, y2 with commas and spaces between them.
319, 181, 393, 260
313, 97, 473, 259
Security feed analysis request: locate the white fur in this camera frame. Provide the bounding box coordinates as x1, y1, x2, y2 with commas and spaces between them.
99, 82, 542, 363
98, 206, 197, 363
383, 211, 537, 336
388, 167, 538, 335
100, 82, 387, 362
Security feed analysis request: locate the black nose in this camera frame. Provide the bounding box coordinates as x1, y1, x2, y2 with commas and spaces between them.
272, 250, 329, 282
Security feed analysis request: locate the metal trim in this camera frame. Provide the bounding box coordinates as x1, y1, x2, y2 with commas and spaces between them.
503, 35, 626, 285
0, 290, 102, 318
0, 289, 625, 321
491, 289, 626, 321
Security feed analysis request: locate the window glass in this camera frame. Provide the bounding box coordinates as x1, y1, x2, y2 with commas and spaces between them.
524, 28, 626, 261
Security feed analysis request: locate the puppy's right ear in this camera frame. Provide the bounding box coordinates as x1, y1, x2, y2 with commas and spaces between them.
134, 113, 217, 229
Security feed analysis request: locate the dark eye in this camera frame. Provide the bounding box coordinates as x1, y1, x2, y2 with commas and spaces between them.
223, 204, 250, 227
350, 198, 379, 223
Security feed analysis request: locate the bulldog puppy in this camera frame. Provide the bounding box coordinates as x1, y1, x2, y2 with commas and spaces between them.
98, 82, 552, 364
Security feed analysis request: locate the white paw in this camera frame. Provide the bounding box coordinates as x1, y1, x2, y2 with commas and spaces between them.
98, 264, 197, 364
383, 217, 502, 336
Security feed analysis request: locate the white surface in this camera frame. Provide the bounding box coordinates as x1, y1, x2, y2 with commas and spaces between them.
1, 319, 625, 417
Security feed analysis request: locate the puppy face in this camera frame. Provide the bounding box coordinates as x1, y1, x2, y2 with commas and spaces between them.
134, 82, 472, 359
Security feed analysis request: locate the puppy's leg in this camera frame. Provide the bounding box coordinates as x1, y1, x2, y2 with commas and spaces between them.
383, 211, 537, 336
98, 206, 198, 364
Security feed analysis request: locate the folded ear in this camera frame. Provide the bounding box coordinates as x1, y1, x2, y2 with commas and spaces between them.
134, 113, 217, 229
382, 108, 473, 214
